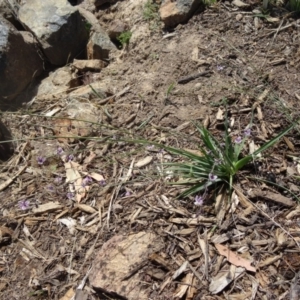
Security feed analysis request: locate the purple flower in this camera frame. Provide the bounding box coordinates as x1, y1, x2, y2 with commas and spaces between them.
57, 147, 64, 155
54, 176, 63, 184
209, 173, 218, 181
146, 145, 155, 150
82, 176, 93, 187
67, 154, 74, 162
194, 195, 204, 206
19, 199, 30, 210
217, 65, 224, 71
37, 156, 46, 165
47, 185, 55, 193
244, 128, 251, 137
99, 179, 106, 186
234, 136, 242, 144
125, 191, 131, 197
67, 192, 75, 200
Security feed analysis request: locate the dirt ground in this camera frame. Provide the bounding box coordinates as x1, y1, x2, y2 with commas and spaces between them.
2, 0, 300, 299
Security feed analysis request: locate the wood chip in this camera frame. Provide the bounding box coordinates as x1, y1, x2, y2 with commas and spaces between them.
209, 265, 245, 294
248, 188, 295, 207
32, 202, 63, 214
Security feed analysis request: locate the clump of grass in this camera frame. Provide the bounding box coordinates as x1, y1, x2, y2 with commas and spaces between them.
143, 0, 160, 21
289, 0, 300, 12
164, 118, 297, 201
143, 0, 161, 31
117, 31, 132, 48
132, 111, 298, 205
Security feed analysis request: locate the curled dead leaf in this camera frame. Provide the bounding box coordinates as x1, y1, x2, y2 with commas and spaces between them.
215, 243, 256, 272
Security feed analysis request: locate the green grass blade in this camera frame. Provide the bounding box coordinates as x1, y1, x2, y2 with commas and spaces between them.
179, 180, 218, 198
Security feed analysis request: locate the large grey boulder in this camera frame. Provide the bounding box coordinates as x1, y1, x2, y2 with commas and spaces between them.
0, 17, 43, 103
18, 0, 89, 65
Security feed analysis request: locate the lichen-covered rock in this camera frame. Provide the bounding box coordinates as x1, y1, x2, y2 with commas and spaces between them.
18, 0, 89, 65
0, 17, 43, 103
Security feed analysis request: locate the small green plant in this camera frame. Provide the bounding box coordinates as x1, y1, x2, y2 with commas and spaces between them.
85, 21, 92, 32
117, 31, 132, 48
143, 0, 160, 21
162, 118, 298, 201
202, 0, 217, 6
143, 0, 160, 31
166, 83, 175, 98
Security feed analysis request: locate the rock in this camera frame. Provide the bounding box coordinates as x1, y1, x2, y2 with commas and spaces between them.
18, 0, 89, 66
68, 81, 107, 101
0, 17, 43, 103
0, 119, 14, 161
0, 0, 15, 24
72, 59, 107, 72
159, 0, 202, 28
108, 19, 128, 40
77, 0, 96, 12
53, 99, 99, 143
36, 67, 80, 98
87, 31, 117, 59
78, 6, 117, 59
89, 232, 164, 300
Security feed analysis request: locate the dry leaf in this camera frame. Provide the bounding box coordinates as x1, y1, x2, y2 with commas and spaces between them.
215, 243, 256, 272
134, 156, 153, 168
58, 217, 77, 235
65, 161, 81, 183
216, 108, 224, 120
172, 261, 188, 279
173, 273, 193, 298
284, 136, 295, 152
89, 172, 105, 182
59, 287, 75, 300
209, 265, 244, 294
